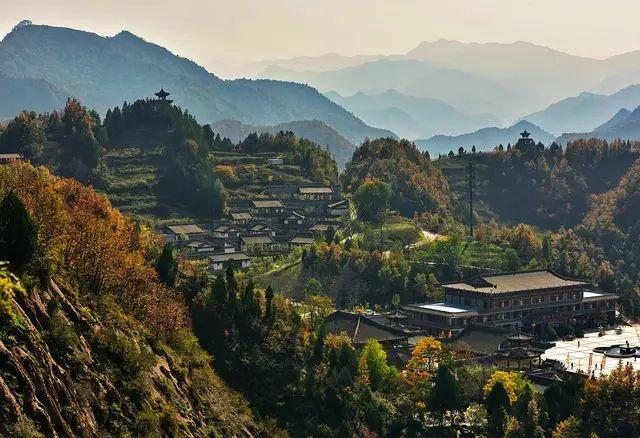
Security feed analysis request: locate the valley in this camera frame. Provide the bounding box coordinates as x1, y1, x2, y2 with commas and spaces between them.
3, 12, 640, 438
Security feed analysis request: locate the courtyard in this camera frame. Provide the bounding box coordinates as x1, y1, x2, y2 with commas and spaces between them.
542, 325, 640, 376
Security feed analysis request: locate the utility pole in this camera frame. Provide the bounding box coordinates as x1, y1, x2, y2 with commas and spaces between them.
465, 158, 476, 238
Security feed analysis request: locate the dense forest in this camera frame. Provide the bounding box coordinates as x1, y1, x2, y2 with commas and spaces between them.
342, 138, 452, 218
437, 138, 640, 229
0, 98, 338, 219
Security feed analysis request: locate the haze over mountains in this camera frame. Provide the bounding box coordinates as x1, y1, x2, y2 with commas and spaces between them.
0, 22, 392, 151
555, 106, 640, 145
254, 39, 640, 139
523, 85, 640, 136
7, 21, 640, 153
325, 89, 499, 139
211, 119, 355, 167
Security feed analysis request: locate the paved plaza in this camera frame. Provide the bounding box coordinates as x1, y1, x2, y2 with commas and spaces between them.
542, 325, 640, 376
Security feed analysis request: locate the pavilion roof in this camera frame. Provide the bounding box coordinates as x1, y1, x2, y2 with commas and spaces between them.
155, 88, 170, 98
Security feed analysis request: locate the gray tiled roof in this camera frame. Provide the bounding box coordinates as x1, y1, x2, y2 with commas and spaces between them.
208, 252, 250, 262
252, 199, 284, 208
325, 311, 408, 345
167, 224, 206, 235
444, 270, 588, 294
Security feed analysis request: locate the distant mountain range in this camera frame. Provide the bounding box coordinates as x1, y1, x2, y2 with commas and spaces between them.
238, 53, 387, 77
523, 85, 640, 136
263, 59, 531, 120
324, 89, 499, 139
415, 120, 555, 156
254, 39, 640, 128
211, 119, 355, 167
555, 106, 640, 145
0, 22, 394, 145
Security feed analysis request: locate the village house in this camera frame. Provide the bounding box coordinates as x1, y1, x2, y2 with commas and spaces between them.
230, 211, 252, 224
296, 186, 335, 201
240, 234, 277, 254
164, 224, 208, 244
283, 211, 305, 225
289, 234, 315, 248
246, 222, 278, 237
185, 237, 238, 257
0, 153, 24, 164
327, 199, 349, 217
251, 199, 285, 214
404, 269, 618, 335
211, 223, 242, 239
265, 184, 298, 198
267, 157, 284, 165
208, 252, 251, 272
325, 310, 410, 348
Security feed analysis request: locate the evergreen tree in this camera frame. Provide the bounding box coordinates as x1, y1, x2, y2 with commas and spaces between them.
212, 274, 228, 308
225, 267, 238, 309
430, 364, 464, 425
542, 234, 552, 265
264, 284, 275, 322
311, 324, 327, 365
485, 381, 510, 438
513, 383, 533, 421
0, 191, 37, 271
155, 242, 178, 286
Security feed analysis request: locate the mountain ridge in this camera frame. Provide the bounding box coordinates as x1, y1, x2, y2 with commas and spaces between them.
324, 89, 499, 139
210, 118, 355, 167
415, 120, 554, 156
0, 22, 394, 145
524, 84, 640, 135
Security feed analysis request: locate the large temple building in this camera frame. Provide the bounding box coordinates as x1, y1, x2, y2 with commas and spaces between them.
404, 269, 618, 335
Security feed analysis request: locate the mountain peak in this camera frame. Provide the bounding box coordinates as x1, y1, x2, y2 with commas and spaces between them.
11, 19, 32, 32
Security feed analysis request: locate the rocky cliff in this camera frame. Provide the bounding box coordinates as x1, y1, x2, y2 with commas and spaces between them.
0, 273, 257, 437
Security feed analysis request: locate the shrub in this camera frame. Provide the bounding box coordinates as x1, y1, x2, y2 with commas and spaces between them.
46, 309, 80, 359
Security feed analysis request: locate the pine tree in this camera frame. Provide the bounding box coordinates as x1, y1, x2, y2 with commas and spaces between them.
0, 191, 37, 271
485, 381, 510, 438
264, 284, 275, 322
226, 267, 238, 309
542, 234, 552, 266
155, 242, 178, 286
431, 364, 464, 425
212, 274, 228, 308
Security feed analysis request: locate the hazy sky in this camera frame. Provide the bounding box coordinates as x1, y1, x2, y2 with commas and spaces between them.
3, 0, 640, 76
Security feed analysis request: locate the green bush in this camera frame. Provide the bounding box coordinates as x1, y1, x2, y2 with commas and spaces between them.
46, 309, 80, 359
134, 407, 162, 437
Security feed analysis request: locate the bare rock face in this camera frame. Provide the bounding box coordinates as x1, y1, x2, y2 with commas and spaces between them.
0, 279, 256, 437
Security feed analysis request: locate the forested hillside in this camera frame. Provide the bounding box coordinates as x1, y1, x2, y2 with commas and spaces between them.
0, 22, 394, 145
0, 162, 270, 437
0, 98, 338, 220
211, 118, 354, 167
436, 138, 640, 229
416, 120, 554, 155
342, 137, 452, 218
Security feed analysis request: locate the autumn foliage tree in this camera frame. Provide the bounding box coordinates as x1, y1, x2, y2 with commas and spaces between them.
0, 161, 187, 340
343, 138, 452, 218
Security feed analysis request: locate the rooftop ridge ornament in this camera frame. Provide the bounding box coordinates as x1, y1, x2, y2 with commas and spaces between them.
520, 130, 531, 138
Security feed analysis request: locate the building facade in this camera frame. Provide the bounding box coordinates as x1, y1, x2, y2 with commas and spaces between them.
404, 270, 618, 335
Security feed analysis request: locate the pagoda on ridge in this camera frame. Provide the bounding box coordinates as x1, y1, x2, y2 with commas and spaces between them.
154, 88, 173, 104
514, 129, 537, 152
